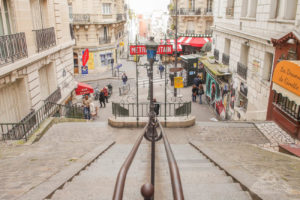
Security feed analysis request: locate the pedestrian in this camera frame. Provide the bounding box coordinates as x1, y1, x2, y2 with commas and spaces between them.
99, 89, 106, 108
159, 64, 165, 79
122, 73, 128, 85
153, 98, 160, 116
193, 75, 201, 87
103, 87, 108, 103
198, 83, 204, 104
192, 84, 198, 102
82, 94, 91, 120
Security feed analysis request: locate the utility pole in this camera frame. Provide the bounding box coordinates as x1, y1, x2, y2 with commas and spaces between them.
164, 34, 167, 127
135, 35, 139, 127
174, 0, 178, 97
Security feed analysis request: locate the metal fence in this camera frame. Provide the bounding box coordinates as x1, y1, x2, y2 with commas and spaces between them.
73, 14, 90, 23
222, 53, 230, 65
99, 36, 111, 44
0, 32, 28, 66
0, 102, 84, 141
33, 27, 56, 52
112, 102, 192, 118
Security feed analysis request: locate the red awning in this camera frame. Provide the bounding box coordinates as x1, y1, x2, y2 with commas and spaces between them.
75, 82, 94, 95
190, 37, 211, 47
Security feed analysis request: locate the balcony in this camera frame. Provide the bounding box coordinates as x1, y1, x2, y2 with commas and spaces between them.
117, 14, 126, 21
237, 62, 247, 80
185, 30, 195, 34
214, 49, 219, 60
222, 53, 230, 65
33, 27, 56, 52
171, 8, 202, 16
204, 8, 213, 15
0, 32, 28, 66
99, 37, 111, 45
73, 14, 90, 23
226, 7, 234, 17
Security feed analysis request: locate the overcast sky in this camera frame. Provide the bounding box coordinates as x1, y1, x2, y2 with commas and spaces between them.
127, 0, 169, 15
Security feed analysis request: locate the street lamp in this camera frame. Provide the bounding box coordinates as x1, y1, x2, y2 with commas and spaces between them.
145, 36, 159, 114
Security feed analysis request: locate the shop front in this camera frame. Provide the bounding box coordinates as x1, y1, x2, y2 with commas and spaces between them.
268, 60, 300, 139
201, 57, 232, 120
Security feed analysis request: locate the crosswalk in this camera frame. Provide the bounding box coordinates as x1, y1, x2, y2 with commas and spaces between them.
137, 75, 168, 88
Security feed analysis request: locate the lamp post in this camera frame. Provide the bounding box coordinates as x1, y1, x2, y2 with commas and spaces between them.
145, 37, 159, 114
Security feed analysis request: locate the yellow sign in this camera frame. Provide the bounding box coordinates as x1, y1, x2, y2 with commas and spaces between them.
120, 42, 124, 47
174, 77, 184, 88
272, 60, 300, 96
88, 53, 94, 69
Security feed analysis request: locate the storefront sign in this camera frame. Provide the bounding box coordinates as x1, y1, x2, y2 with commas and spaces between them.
169, 67, 183, 72
273, 60, 300, 96
82, 49, 89, 66
130, 45, 173, 55
174, 77, 184, 88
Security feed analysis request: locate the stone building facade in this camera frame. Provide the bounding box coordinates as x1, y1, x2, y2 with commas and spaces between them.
0, 0, 75, 123
69, 0, 127, 74
168, 0, 213, 35
213, 0, 300, 120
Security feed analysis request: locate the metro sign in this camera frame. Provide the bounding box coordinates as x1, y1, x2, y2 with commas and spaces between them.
130, 45, 173, 55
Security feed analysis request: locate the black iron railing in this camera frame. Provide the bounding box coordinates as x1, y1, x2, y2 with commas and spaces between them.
112, 102, 191, 118
73, 14, 90, 23
237, 62, 247, 80
0, 32, 28, 66
204, 7, 213, 15
45, 87, 61, 103
99, 37, 111, 44
185, 30, 195, 34
222, 53, 230, 65
214, 49, 219, 60
33, 27, 56, 52
171, 8, 201, 15
117, 14, 124, 21
70, 24, 75, 40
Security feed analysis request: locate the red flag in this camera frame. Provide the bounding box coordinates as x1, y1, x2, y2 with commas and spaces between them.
82, 49, 89, 66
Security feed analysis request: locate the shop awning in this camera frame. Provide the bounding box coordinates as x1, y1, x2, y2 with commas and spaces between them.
190, 37, 212, 47
75, 82, 94, 95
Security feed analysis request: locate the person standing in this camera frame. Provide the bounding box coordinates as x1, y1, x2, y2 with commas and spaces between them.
103, 87, 108, 103
122, 73, 128, 85
198, 83, 204, 104
83, 95, 91, 120
159, 64, 165, 79
99, 89, 106, 108
153, 98, 160, 116
192, 84, 198, 102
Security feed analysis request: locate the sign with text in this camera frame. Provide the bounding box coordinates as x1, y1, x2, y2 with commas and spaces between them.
272, 60, 300, 96
174, 77, 184, 88
169, 67, 184, 73
130, 45, 173, 55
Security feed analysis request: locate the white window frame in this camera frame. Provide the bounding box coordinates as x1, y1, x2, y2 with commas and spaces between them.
102, 3, 111, 15
0, 0, 12, 35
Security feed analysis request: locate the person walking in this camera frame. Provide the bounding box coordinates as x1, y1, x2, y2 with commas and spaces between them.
198, 83, 204, 104
99, 89, 106, 108
159, 64, 165, 79
192, 85, 198, 102
103, 87, 108, 103
193, 75, 201, 87
83, 94, 91, 120
122, 73, 128, 85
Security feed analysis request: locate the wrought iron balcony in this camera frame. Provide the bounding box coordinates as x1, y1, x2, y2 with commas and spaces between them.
99, 37, 111, 45
237, 62, 247, 80
0, 32, 28, 66
171, 8, 201, 16
70, 24, 75, 40
204, 7, 213, 15
222, 53, 230, 65
226, 7, 234, 17
73, 14, 90, 23
33, 27, 56, 52
117, 14, 125, 21
214, 49, 219, 60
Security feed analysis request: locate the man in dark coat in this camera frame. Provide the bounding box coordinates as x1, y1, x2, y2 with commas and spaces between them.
99, 89, 106, 108
153, 98, 160, 116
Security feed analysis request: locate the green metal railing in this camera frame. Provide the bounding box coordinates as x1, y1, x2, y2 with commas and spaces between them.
112, 102, 191, 118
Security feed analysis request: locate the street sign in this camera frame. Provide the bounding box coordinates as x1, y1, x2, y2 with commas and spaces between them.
130, 45, 173, 55
82, 49, 89, 66
174, 77, 184, 88
169, 67, 184, 73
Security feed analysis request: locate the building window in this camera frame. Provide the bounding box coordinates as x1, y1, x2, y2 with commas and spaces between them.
102, 3, 111, 15
189, 0, 195, 10
100, 54, 106, 65
226, 0, 235, 16
103, 26, 108, 40
240, 43, 249, 66
263, 52, 274, 81
224, 38, 231, 55
269, 0, 298, 20
68, 3, 73, 21
0, 0, 12, 35
241, 0, 258, 18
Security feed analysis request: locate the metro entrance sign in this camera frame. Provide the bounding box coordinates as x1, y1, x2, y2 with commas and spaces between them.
130, 45, 173, 55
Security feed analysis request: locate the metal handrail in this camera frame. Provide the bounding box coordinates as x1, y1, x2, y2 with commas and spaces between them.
112, 123, 149, 200
158, 120, 184, 200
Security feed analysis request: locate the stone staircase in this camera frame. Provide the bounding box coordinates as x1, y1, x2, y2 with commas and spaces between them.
48, 142, 251, 200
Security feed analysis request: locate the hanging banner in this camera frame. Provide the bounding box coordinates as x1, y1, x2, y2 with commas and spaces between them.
130, 45, 173, 55
88, 52, 94, 70
174, 77, 184, 88
82, 49, 89, 66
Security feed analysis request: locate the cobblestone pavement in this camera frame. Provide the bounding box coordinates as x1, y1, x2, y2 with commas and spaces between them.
255, 122, 300, 152
0, 122, 139, 200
